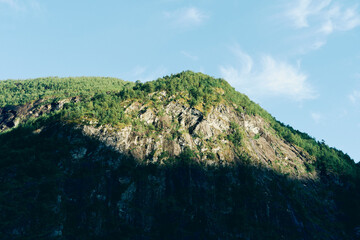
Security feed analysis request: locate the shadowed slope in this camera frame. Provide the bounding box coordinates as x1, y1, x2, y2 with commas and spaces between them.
0, 121, 357, 240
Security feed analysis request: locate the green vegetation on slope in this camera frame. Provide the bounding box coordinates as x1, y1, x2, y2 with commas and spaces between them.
0, 76, 132, 107
121, 71, 358, 179
1, 71, 359, 180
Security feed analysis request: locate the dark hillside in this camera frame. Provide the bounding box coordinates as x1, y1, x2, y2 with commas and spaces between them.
0, 122, 357, 240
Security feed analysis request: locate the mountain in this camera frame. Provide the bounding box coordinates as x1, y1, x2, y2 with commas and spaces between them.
1, 71, 359, 240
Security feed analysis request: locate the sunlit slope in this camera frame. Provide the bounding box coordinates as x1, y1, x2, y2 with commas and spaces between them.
0, 76, 132, 107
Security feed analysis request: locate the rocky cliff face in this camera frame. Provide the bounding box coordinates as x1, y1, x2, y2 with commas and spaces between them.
79, 91, 314, 180
0, 97, 79, 131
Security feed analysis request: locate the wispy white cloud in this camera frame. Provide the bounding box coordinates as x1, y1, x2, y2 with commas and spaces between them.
311, 112, 322, 123
320, 4, 360, 34
287, 0, 360, 33
0, 0, 21, 10
219, 46, 316, 101
130, 66, 168, 83
181, 51, 198, 61
286, 0, 360, 50
164, 7, 208, 27
349, 90, 360, 104
296, 40, 327, 55
287, 0, 332, 28
338, 109, 348, 119
311, 40, 326, 50
28, 0, 41, 11
0, 0, 41, 12
131, 66, 147, 77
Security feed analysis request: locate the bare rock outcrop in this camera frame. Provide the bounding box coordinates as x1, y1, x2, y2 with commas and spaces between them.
0, 97, 77, 132
76, 99, 314, 179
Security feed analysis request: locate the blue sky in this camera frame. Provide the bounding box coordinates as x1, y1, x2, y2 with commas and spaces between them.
1, 0, 360, 162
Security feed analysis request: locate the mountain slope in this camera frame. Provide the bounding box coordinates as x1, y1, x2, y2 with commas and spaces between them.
1, 71, 359, 239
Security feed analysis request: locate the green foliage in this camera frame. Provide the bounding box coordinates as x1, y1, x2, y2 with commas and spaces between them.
158, 151, 170, 160
270, 120, 357, 178
304, 162, 316, 173
227, 121, 245, 147
131, 71, 225, 111
1, 70, 358, 181
179, 147, 197, 163
58, 92, 131, 126
0, 76, 130, 107
207, 152, 216, 160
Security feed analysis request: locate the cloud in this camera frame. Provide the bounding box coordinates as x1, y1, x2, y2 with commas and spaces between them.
164, 7, 208, 27
287, 0, 332, 28
131, 66, 147, 77
0, 0, 21, 10
181, 51, 198, 61
320, 4, 360, 34
287, 0, 360, 34
285, 0, 360, 51
349, 90, 360, 104
295, 40, 327, 55
311, 112, 322, 123
311, 40, 326, 50
0, 0, 41, 12
130, 66, 168, 83
219, 47, 316, 101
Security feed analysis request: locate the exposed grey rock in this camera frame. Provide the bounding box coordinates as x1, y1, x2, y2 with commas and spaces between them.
70, 100, 314, 178
0, 97, 78, 132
